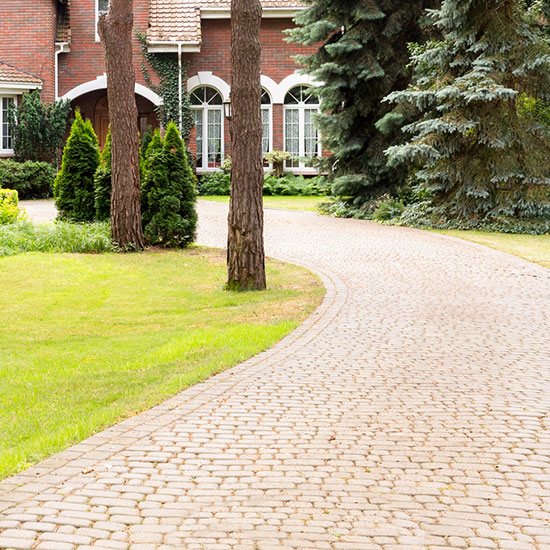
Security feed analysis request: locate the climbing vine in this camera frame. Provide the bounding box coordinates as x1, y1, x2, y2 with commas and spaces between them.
136, 32, 194, 142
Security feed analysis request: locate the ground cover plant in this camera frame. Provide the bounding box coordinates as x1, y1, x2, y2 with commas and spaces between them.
0, 248, 324, 479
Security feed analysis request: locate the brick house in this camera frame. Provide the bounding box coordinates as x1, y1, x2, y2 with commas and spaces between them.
0, 0, 321, 172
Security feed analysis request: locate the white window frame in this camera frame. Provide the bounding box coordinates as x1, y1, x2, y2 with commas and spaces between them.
261, 89, 273, 157
284, 106, 320, 170
190, 86, 224, 172
0, 95, 16, 155
95, 0, 109, 42
283, 86, 320, 171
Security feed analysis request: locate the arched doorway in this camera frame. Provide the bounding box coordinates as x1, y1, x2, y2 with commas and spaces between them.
69, 89, 160, 148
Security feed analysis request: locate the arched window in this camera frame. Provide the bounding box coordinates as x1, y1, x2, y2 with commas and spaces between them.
284, 85, 320, 169
190, 86, 224, 170
261, 88, 272, 155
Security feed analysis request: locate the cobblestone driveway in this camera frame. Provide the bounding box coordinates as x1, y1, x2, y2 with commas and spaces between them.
1, 200, 550, 549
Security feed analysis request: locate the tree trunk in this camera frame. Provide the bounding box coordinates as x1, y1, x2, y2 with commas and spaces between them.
226, 0, 266, 290
98, 0, 144, 250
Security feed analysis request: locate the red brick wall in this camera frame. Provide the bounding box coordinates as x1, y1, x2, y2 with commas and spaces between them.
0, 0, 57, 102
186, 18, 319, 164
186, 18, 317, 87
58, 0, 151, 97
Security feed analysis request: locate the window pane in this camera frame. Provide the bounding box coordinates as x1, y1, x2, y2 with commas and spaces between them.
207, 109, 222, 167
98, 0, 109, 15
304, 109, 318, 158
285, 109, 299, 168
206, 87, 222, 105
1, 97, 14, 150
190, 89, 204, 105
284, 87, 300, 105
261, 108, 270, 154
261, 89, 271, 105
194, 109, 203, 168
303, 87, 318, 105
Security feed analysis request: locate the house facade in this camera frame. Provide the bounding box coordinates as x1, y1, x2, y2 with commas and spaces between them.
0, 0, 321, 172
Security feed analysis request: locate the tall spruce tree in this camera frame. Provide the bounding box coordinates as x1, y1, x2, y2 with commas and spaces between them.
289, 0, 438, 207
385, 0, 550, 229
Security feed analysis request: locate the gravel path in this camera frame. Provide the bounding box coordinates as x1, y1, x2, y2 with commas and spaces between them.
1, 199, 550, 549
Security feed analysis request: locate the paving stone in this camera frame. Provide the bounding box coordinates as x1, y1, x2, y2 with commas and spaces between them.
2, 200, 550, 549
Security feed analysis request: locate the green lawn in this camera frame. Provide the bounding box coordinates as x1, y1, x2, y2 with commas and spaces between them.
0, 248, 324, 479
436, 230, 550, 269
200, 195, 325, 212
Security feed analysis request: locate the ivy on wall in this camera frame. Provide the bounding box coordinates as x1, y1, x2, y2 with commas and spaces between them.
136, 32, 194, 142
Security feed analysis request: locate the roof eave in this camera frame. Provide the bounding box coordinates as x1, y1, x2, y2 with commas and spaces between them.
0, 82, 42, 93
200, 6, 305, 19
147, 41, 202, 53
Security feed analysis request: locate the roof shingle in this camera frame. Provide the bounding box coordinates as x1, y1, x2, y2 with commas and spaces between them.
0, 62, 42, 87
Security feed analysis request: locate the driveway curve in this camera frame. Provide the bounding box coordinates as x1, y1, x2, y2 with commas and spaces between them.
1, 200, 550, 550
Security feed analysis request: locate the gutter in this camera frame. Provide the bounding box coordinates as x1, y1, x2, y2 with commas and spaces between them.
54, 42, 70, 100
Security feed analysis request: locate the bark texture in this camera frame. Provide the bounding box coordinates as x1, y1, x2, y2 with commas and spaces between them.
226, 0, 266, 290
98, 0, 144, 249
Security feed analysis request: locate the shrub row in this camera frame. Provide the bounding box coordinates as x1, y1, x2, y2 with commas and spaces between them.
321, 184, 550, 234
197, 171, 329, 197
0, 160, 55, 199
54, 112, 197, 247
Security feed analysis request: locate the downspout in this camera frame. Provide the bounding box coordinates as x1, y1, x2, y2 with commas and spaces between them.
178, 42, 183, 133
54, 42, 69, 100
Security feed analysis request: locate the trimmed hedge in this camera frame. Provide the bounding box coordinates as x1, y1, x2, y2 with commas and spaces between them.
0, 160, 55, 199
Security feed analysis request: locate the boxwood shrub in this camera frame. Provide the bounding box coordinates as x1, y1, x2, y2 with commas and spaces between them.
0, 188, 20, 225
0, 160, 55, 199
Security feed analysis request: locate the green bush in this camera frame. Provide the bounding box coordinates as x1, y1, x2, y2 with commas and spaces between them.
264, 150, 291, 177
372, 195, 405, 221
54, 110, 100, 222
263, 174, 328, 196
141, 129, 163, 226
0, 220, 111, 256
0, 160, 55, 199
197, 172, 329, 197
94, 127, 112, 221
197, 172, 231, 195
0, 189, 22, 225
8, 89, 71, 165
141, 122, 197, 247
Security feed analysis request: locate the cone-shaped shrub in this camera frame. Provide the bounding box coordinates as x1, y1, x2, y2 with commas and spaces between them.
54, 110, 100, 222
94, 126, 112, 221
141, 129, 163, 228
141, 122, 197, 247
